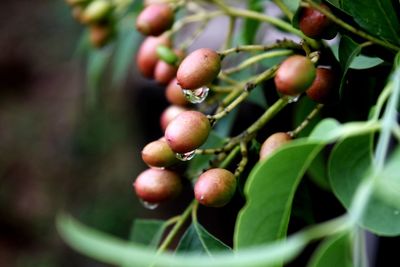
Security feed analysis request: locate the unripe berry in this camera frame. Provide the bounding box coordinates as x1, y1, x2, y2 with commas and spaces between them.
141, 139, 178, 168
83, 0, 113, 24
154, 50, 184, 85
136, 36, 171, 78
259, 132, 292, 160
165, 111, 210, 153
306, 67, 337, 103
160, 105, 188, 131
136, 4, 174, 36
194, 168, 236, 207
299, 4, 337, 40
89, 24, 113, 48
177, 48, 221, 90
274, 55, 316, 96
134, 168, 182, 203
165, 78, 190, 106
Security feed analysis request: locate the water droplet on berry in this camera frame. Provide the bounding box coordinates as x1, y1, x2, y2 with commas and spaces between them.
176, 150, 196, 161
182, 86, 209, 104
287, 94, 301, 103
140, 200, 159, 210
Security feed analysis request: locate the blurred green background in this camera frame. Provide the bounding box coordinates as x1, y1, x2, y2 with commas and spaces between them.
0, 1, 181, 266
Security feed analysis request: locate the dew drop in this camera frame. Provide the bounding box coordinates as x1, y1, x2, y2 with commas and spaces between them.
176, 150, 196, 161
287, 94, 301, 103
182, 86, 209, 104
140, 200, 159, 210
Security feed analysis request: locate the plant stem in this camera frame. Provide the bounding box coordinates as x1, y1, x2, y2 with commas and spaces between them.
212, 0, 319, 48
221, 16, 236, 51
234, 142, 248, 177
156, 200, 196, 253
289, 103, 324, 137
219, 40, 302, 57
272, 0, 294, 20
222, 50, 293, 75
180, 20, 209, 51
219, 145, 241, 169
302, 0, 400, 52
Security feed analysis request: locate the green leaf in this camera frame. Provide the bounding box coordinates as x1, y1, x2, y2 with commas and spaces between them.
342, 0, 400, 45
111, 14, 141, 88
329, 134, 400, 236
241, 0, 263, 45
308, 118, 341, 142
281, 0, 300, 13
177, 222, 231, 255
330, 43, 384, 70
234, 140, 324, 248
307, 233, 353, 267
338, 36, 362, 95
129, 219, 167, 248
56, 213, 307, 267
248, 85, 268, 108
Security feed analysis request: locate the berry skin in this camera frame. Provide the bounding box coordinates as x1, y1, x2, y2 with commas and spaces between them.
274, 55, 316, 96
136, 36, 171, 78
134, 168, 182, 203
299, 4, 337, 40
89, 23, 113, 48
194, 168, 236, 207
160, 105, 188, 131
141, 139, 178, 168
306, 67, 337, 103
154, 50, 184, 85
176, 48, 221, 90
136, 4, 174, 36
165, 78, 190, 106
165, 111, 210, 153
259, 132, 292, 160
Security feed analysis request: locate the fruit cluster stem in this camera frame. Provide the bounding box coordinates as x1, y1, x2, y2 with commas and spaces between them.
218, 40, 303, 57
289, 103, 324, 137
272, 0, 294, 20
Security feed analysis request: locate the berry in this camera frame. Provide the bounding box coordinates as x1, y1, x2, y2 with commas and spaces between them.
160, 105, 188, 131
165, 111, 210, 153
89, 23, 113, 48
299, 4, 337, 40
306, 67, 337, 103
194, 168, 236, 207
136, 36, 171, 78
259, 132, 292, 160
274, 55, 316, 96
83, 0, 113, 24
176, 48, 221, 90
136, 4, 174, 36
165, 78, 190, 106
134, 168, 182, 203
154, 61, 177, 85
141, 139, 178, 168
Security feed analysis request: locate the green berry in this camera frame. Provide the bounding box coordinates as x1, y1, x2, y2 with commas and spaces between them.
194, 168, 236, 207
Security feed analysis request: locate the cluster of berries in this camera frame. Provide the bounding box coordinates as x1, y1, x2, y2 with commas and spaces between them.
65, 0, 115, 48
131, 1, 338, 208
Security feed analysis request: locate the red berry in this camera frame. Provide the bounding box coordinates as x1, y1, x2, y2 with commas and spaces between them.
259, 132, 292, 160
165, 111, 210, 153
160, 105, 188, 131
306, 67, 337, 103
134, 168, 182, 203
136, 4, 174, 36
136, 36, 171, 78
177, 48, 221, 90
154, 60, 177, 85
274, 55, 316, 96
141, 139, 178, 168
194, 168, 236, 207
299, 4, 337, 40
165, 78, 190, 106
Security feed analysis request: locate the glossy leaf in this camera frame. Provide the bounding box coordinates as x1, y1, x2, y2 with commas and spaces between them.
329, 134, 400, 236
307, 233, 353, 267
338, 36, 361, 95
56, 213, 307, 267
342, 0, 400, 45
330, 43, 384, 70
130, 219, 167, 248
234, 140, 324, 248
177, 222, 231, 255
